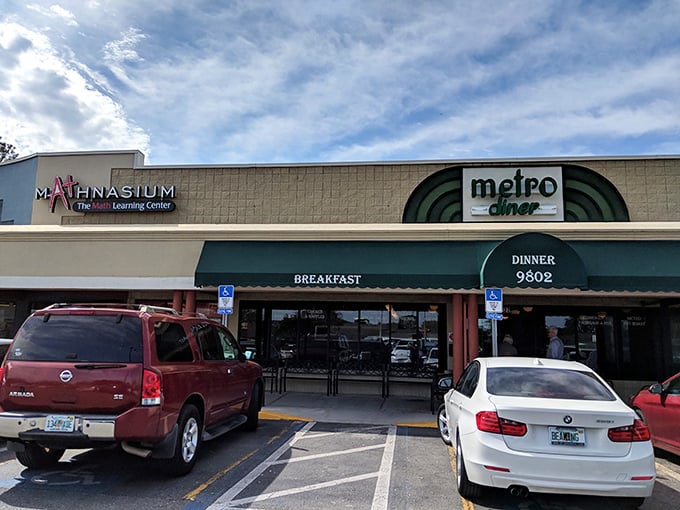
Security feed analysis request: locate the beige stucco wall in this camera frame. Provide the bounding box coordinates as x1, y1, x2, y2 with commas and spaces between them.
0, 226, 202, 289
52, 155, 680, 226
585, 158, 680, 221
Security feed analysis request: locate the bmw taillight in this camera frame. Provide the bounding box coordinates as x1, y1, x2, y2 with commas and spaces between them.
476, 411, 527, 436
141, 369, 161, 406
608, 419, 650, 442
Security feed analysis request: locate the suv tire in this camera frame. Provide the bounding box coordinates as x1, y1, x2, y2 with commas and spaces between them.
16, 445, 65, 469
165, 404, 201, 476
243, 383, 261, 432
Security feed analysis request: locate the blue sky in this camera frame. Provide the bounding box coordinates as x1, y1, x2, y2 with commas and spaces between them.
1, 1, 679, 165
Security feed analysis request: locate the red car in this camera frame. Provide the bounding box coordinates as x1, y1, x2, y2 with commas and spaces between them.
630, 372, 680, 457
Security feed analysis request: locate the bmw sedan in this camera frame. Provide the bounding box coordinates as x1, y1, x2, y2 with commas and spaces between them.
630, 370, 680, 457
437, 357, 655, 507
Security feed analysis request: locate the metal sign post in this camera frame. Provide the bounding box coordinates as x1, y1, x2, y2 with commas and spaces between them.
485, 288, 503, 356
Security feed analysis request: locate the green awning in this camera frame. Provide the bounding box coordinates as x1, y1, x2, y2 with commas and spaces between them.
481, 232, 588, 289
194, 240, 486, 289
194, 238, 680, 293
573, 241, 680, 292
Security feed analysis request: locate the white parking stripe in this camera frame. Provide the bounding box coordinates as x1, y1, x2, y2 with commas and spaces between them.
206, 421, 398, 510
269, 443, 386, 465
371, 425, 397, 510
224, 472, 380, 507
207, 421, 316, 508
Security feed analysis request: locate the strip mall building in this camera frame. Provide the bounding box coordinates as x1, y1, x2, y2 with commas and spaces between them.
1, 151, 680, 398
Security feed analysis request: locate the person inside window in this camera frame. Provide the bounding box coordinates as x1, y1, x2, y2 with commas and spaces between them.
499, 334, 517, 356
546, 326, 564, 359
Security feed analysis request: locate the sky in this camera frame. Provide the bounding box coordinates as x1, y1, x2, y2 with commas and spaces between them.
1, 1, 679, 166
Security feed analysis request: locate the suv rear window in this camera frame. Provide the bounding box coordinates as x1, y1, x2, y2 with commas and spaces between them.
9, 314, 143, 363
486, 367, 615, 401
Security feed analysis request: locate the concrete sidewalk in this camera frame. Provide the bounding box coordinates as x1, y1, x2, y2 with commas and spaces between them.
261, 391, 438, 428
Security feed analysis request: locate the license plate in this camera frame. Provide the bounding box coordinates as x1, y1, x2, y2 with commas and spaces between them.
45, 415, 76, 433
549, 426, 585, 446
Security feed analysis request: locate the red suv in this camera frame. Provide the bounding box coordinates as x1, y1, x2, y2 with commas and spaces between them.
0, 304, 264, 475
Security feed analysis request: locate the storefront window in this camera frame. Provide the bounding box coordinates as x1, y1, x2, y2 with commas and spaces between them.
272, 309, 298, 360
668, 309, 680, 365
545, 315, 576, 359
0, 303, 16, 338
240, 302, 442, 373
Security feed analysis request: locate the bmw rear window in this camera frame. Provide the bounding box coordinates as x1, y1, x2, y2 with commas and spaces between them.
486, 367, 616, 401
9, 314, 143, 363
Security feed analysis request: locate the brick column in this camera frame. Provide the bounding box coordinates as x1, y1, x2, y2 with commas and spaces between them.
172, 291, 183, 313
453, 294, 465, 381
185, 290, 196, 313
466, 294, 479, 364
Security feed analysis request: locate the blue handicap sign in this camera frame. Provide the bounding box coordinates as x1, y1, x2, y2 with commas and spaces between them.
217, 285, 235, 314
485, 288, 502, 302
218, 285, 234, 298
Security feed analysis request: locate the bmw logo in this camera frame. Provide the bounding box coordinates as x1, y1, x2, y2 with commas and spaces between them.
563, 415, 573, 424
59, 370, 73, 382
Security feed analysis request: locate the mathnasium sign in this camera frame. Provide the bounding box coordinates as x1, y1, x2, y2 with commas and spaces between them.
35, 175, 176, 213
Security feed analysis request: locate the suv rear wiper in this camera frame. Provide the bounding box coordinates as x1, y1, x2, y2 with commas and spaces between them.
73, 363, 128, 369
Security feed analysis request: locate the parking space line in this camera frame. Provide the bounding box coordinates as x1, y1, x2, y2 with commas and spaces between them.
371, 425, 396, 510
207, 421, 316, 508
206, 421, 401, 509
224, 472, 380, 507
270, 443, 386, 465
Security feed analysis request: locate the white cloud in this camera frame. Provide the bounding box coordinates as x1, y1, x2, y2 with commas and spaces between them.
26, 3, 79, 26
0, 22, 150, 156
1, 1, 679, 164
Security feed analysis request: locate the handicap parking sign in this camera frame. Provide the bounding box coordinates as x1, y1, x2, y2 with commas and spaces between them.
485, 288, 503, 313
217, 285, 234, 314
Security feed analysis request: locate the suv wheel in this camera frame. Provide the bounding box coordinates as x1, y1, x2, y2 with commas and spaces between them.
165, 404, 201, 476
16, 444, 65, 468
243, 383, 262, 431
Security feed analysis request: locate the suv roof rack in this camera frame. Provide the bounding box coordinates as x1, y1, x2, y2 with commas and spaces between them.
42, 303, 180, 315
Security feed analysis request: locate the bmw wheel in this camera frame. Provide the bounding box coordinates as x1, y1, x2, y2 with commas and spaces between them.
437, 404, 452, 445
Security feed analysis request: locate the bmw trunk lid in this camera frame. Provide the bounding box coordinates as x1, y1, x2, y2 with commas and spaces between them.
488, 395, 636, 457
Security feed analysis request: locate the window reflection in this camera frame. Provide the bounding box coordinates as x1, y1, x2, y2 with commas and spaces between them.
238, 303, 442, 373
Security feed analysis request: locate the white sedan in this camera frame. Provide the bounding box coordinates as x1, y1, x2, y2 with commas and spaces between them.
437, 357, 655, 507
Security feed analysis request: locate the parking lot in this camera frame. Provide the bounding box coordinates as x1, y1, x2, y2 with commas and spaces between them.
0, 392, 677, 510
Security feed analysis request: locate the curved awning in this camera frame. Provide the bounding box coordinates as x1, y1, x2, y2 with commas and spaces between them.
481, 232, 588, 289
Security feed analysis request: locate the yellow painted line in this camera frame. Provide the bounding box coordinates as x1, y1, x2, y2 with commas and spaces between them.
183, 425, 292, 501
394, 421, 437, 428
259, 410, 313, 422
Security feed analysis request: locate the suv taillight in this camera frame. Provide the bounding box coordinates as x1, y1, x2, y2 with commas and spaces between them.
476, 411, 527, 436
608, 419, 650, 442
142, 369, 161, 406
